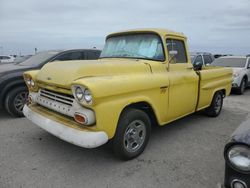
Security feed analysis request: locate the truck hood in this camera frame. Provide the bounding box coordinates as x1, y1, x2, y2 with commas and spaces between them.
36, 59, 152, 88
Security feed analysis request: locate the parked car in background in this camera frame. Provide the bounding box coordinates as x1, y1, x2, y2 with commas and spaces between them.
222, 118, 250, 188
0, 49, 101, 117
0, 55, 15, 64
13, 55, 32, 64
211, 56, 250, 94
214, 54, 233, 59
23, 28, 232, 160
190, 52, 214, 66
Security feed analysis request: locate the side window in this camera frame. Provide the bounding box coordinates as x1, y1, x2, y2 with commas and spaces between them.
194, 55, 203, 64
203, 55, 213, 65
54, 52, 83, 61
166, 39, 187, 63
69, 52, 83, 60
248, 58, 250, 68
86, 51, 101, 60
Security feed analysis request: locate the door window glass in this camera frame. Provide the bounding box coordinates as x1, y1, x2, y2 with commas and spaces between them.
54, 52, 82, 61
86, 51, 101, 60
166, 39, 187, 63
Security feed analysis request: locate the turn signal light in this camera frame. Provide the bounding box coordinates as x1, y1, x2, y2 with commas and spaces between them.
74, 113, 87, 125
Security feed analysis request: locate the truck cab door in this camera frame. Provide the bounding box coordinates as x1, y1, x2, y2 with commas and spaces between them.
165, 37, 199, 121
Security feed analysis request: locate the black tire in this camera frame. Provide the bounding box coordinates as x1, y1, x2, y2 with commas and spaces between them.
236, 78, 247, 95
113, 108, 151, 160
4, 86, 28, 117
204, 91, 223, 117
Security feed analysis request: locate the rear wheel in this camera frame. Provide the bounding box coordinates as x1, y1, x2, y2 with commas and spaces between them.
113, 108, 151, 160
236, 78, 247, 95
4, 86, 28, 117
204, 91, 223, 117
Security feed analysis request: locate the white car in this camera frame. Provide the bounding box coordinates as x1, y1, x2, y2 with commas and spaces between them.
211, 56, 250, 94
0, 55, 15, 64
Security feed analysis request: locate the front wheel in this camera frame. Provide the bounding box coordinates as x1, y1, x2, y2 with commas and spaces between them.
4, 86, 28, 117
236, 78, 247, 95
204, 91, 223, 117
113, 108, 151, 160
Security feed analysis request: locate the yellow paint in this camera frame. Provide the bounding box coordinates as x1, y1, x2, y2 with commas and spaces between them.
24, 28, 233, 139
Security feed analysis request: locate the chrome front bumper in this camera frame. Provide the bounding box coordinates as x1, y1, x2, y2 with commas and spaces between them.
23, 105, 108, 148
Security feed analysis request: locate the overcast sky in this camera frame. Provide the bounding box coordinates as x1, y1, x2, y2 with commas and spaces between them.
0, 0, 249, 55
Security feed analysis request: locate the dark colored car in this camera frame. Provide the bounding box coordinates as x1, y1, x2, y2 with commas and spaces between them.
0, 49, 101, 117
223, 118, 250, 188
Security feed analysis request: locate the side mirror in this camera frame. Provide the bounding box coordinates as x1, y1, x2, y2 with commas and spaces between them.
193, 61, 203, 71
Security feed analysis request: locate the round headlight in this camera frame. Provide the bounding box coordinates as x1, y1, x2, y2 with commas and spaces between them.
27, 79, 31, 85
228, 145, 250, 172
75, 87, 84, 101
84, 89, 92, 104
30, 79, 35, 87
233, 73, 240, 78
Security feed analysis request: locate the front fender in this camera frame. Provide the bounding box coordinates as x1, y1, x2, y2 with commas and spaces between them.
92, 94, 161, 139
72, 74, 170, 138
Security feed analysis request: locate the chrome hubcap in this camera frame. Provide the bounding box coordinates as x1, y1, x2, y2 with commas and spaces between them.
214, 95, 222, 114
124, 120, 146, 153
14, 92, 28, 113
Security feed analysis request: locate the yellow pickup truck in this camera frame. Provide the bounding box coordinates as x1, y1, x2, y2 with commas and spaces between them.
23, 29, 232, 160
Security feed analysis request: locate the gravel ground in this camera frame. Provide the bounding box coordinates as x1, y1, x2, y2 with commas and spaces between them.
0, 89, 249, 188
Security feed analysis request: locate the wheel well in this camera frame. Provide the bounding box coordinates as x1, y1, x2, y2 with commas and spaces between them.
243, 75, 248, 82
122, 102, 159, 127
220, 89, 226, 97
1, 83, 26, 105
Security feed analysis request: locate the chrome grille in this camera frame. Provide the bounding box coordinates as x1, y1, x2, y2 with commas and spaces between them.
40, 89, 74, 106
30, 89, 96, 125
36, 89, 75, 117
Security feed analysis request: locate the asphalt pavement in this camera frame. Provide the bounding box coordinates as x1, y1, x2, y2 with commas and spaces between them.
0, 89, 250, 188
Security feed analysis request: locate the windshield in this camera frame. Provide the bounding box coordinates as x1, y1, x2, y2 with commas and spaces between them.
211, 58, 246, 68
100, 33, 165, 61
20, 51, 60, 66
